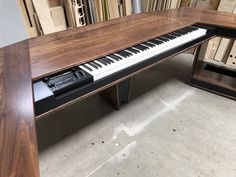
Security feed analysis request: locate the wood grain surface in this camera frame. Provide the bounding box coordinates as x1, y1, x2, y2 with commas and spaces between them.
0, 41, 40, 177
29, 7, 236, 80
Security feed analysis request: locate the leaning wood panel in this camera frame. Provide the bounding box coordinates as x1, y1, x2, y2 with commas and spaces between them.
0, 41, 40, 177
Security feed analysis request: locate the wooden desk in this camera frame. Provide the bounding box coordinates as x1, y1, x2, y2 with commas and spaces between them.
1, 7, 236, 177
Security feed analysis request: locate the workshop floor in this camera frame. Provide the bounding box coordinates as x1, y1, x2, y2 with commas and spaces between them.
37, 54, 236, 177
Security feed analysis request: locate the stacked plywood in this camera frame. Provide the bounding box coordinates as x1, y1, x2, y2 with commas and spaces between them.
205, 0, 236, 61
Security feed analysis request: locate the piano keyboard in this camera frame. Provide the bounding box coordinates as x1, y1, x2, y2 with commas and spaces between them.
79, 26, 207, 81
34, 24, 216, 116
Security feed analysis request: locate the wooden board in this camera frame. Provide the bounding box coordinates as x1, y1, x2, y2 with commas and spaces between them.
226, 40, 236, 68
63, 0, 76, 27
209, 0, 221, 10
190, 0, 219, 9
32, 0, 66, 34
124, 0, 132, 15
170, 0, 178, 9
210, 0, 236, 61
50, 6, 67, 28
0, 41, 39, 177
180, 0, 191, 7
48, 0, 61, 7
140, 0, 149, 12
226, 4, 236, 67
107, 0, 120, 19
18, 0, 38, 37
214, 38, 230, 61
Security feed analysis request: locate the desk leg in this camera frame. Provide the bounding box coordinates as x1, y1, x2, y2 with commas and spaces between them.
100, 78, 131, 109
190, 42, 208, 76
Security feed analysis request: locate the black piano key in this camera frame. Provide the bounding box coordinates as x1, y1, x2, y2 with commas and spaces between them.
95, 61, 105, 67
125, 51, 133, 56
185, 27, 193, 32
126, 47, 140, 54
115, 54, 122, 59
83, 64, 93, 71
88, 62, 98, 69
109, 54, 122, 60
168, 34, 178, 38
156, 38, 166, 43
156, 39, 164, 43
108, 58, 117, 63
160, 37, 169, 42
101, 57, 111, 64
143, 42, 155, 47
176, 29, 188, 35
190, 26, 198, 31
183, 27, 194, 33
180, 27, 190, 32
108, 55, 119, 61
162, 35, 174, 40
183, 29, 192, 34
116, 51, 132, 58
166, 34, 177, 39
123, 50, 133, 56
98, 58, 108, 65
169, 32, 181, 37
140, 44, 151, 49
172, 32, 182, 36
149, 39, 162, 45
115, 51, 125, 58
185, 27, 194, 32
133, 44, 149, 51
162, 35, 170, 39
105, 57, 114, 63
93, 61, 102, 68
161, 35, 169, 39
148, 39, 160, 45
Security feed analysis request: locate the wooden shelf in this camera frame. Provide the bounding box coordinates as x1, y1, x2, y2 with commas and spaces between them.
191, 60, 236, 99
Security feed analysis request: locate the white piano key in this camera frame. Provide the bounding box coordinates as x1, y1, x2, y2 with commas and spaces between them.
79, 27, 207, 81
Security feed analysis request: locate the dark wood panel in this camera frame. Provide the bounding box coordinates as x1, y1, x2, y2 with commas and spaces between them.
0, 41, 39, 177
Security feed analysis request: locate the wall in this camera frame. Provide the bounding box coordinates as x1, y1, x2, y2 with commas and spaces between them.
0, 0, 27, 47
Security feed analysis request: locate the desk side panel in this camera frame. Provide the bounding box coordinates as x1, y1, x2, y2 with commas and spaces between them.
0, 41, 40, 177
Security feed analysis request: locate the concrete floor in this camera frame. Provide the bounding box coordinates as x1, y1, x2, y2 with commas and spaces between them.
37, 54, 236, 177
